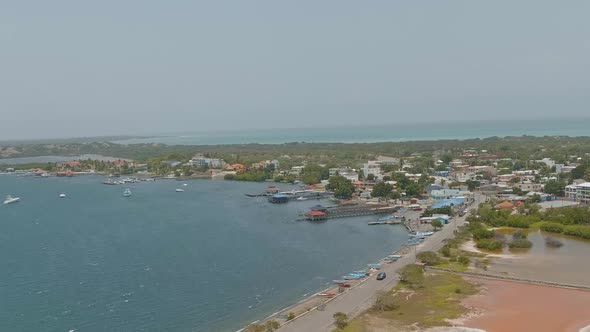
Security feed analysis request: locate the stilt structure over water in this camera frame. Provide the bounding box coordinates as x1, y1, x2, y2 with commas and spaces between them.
301, 203, 400, 221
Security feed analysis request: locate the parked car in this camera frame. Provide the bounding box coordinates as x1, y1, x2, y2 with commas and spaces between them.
376, 272, 386, 280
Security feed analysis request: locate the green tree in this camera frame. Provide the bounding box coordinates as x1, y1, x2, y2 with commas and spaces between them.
373, 290, 398, 311
371, 182, 393, 198
333, 312, 348, 329
286, 312, 295, 321
326, 176, 356, 199
416, 251, 441, 266
544, 180, 565, 196
431, 219, 443, 231
398, 264, 425, 288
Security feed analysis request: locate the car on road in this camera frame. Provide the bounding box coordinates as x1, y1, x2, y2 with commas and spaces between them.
376, 272, 386, 280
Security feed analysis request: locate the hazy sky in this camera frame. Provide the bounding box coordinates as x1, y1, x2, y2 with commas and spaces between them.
1, 1, 589, 139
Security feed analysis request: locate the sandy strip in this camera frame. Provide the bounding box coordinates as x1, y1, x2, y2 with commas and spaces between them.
462, 278, 590, 332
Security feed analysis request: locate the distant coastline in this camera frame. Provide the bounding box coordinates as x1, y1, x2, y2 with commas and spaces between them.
111, 117, 590, 146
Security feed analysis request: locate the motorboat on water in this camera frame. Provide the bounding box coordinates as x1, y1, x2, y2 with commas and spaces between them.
183, 183, 188, 187
175, 188, 185, 192
123, 188, 132, 197
296, 196, 307, 201
3, 195, 20, 205
59, 193, 67, 198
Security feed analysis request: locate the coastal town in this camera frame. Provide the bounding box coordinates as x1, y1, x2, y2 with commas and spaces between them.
2, 141, 590, 332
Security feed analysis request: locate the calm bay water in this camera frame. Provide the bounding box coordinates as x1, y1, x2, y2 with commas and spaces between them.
0, 176, 407, 332
113, 118, 590, 145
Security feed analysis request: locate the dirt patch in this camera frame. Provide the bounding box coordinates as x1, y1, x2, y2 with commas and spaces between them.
461, 279, 590, 332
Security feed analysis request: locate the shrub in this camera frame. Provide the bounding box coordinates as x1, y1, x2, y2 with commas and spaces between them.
508, 239, 533, 248
563, 225, 590, 239
512, 231, 526, 240
333, 312, 348, 329
539, 222, 565, 233
416, 251, 441, 266
399, 264, 425, 289
373, 290, 398, 311
440, 246, 451, 257
471, 227, 495, 240
476, 239, 504, 250
286, 312, 295, 321
457, 256, 470, 266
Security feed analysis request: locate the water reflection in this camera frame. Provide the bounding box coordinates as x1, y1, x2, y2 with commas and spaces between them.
485, 229, 590, 286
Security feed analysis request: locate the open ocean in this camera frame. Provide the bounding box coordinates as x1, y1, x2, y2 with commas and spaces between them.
0, 176, 408, 332
112, 118, 590, 146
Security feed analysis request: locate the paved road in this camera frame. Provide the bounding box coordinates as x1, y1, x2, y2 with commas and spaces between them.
279, 194, 484, 332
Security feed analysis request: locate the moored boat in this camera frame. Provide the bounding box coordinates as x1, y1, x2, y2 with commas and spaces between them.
3, 195, 20, 205
59, 193, 66, 198
123, 188, 132, 197
175, 188, 185, 192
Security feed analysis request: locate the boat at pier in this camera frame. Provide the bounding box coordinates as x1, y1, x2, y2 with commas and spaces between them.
3, 195, 20, 205
377, 215, 394, 222
409, 231, 433, 238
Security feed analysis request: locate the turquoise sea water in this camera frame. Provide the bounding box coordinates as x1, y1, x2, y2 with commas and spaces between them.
0, 176, 407, 332
113, 118, 590, 145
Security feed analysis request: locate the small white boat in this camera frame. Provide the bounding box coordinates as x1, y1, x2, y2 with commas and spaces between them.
183, 183, 188, 187
175, 188, 185, 192
3, 195, 20, 205
296, 197, 307, 201
123, 188, 132, 197
59, 193, 67, 198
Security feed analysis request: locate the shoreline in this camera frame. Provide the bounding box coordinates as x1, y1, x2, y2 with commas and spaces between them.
242, 242, 417, 331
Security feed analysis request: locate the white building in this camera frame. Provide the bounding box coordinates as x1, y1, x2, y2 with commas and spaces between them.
363, 161, 384, 180
564, 182, 590, 203
537, 158, 556, 168
430, 189, 465, 200
340, 171, 359, 182
190, 155, 224, 168
263, 159, 280, 169
329, 167, 352, 177
451, 171, 477, 183
289, 165, 305, 176
555, 164, 577, 174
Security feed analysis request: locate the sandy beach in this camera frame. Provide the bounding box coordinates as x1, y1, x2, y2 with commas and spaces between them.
462, 278, 590, 332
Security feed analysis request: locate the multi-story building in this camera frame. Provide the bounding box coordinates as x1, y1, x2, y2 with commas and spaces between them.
363, 161, 384, 180
564, 183, 590, 203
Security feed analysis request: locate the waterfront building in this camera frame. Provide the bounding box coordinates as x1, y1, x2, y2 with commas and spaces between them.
190, 155, 225, 168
